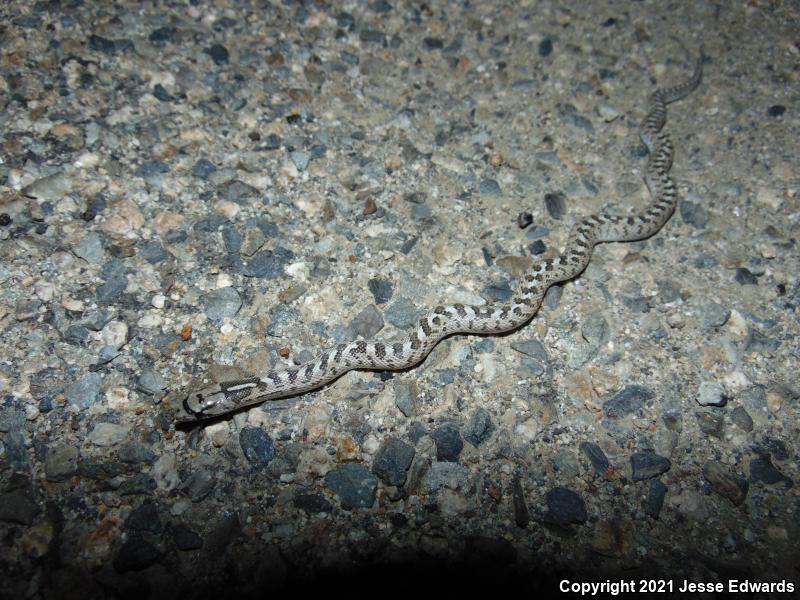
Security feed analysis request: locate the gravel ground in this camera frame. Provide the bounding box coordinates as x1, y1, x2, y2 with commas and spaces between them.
1, 0, 798, 597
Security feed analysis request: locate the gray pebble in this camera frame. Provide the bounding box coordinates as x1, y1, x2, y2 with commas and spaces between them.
394, 381, 416, 417
679, 200, 708, 228
324, 463, 378, 509
700, 302, 731, 328
118, 473, 157, 496
544, 191, 567, 219
510, 339, 548, 361
184, 470, 216, 502
702, 460, 748, 505
65, 372, 104, 408
137, 368, 165, 395
293, 493, 333, 514
696, 380, 727, 407
21, 172, 72, 201
749, 455, 792, 487
479, 179, 501, 196
113, 537, 162, 573
139, 240, 167, 264
203, 286, 242, 321
88, 422, 130, 447
579, 441, 609, 475
544, 486, 587, 526
367, 278, 393, 305
0, 406, 25, 433
630, 451, 671, 481
218, 179, 259, 204
695, 409, 725, 439
384, 296, 419, 329
581, 313, 608, 346
735, 268, 758, 285
603, 385, 654, 418
192, 158, 217, 179
72, 232, 105, 263
372, 437, 415, 486
44, 443, 79, 482
423, 461, 470, 492
117, 442, 155, 465
463, 407, 495, 447
289, 150, 310, 171
432, 423, 463, 462
730, 406, 754, 432
134, 160, 170, 178
645, 480, 667, 518
242, 248, 294, 278
239, 427, 276, 467
348, 304, 384, 339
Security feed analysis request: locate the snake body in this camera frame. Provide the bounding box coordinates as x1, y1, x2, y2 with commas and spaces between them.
175, 50, 703, 422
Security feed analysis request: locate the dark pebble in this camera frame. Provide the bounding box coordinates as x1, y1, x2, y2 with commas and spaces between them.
423, 37, 444, 50
0, 214, 11, 226
242, 248, 294, 279
293, 493, 333, 513
0, 489, 40, 525
730, 406, 754, 432
479, 179, 501, 196
645, 480, 667, 518
749, 454, 792, 487
432, 423, 464, 462
113, 537, 162, 572
517, 212, 533, 228
172, 523, 203, 550
118, 473, 157, 496
152, 84, 171, 101
484, 280, 513, 302
239, 427, 276, 466
545, 487, 587, 526
134, 160, 170, 178
538, 37, 553, 57
205, 43, 229, 65
324, 463, 378, 509
630, 451, 671, 481
89, 34, 132, 54
702, 460, 749, 505
359, 29, 386, 44
124, 501, 162, 533
139, 239, 167, 264
679, 200, 708, 229
512, 476, 530, 528
259, 133, 282, 150
372, 437, 415, 486
528, 240, 547, 255
603, 385, 654, 418
766, 105, 786, 117
735, 268, 758, 285
218, 179, 258, 204
463, 407, 495, 447
696, 410, 725, 439
579, 441, 609, 475
149, 26, 177, 43
367, 278, 393, 305
192, 158, 217, 179
544, 191, 566, 219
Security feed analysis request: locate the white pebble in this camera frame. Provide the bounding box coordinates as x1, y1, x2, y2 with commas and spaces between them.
151, 294, 166, 309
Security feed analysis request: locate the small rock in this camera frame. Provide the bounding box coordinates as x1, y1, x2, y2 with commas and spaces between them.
205, 43, 229, 65
645, 480, 667, 518
579, 441, 609, 475
45, 443, 79, 482
0, 489, 40, 524
544, 191, 566, 219
125, 501, 163, 533
372, 437, 415, 486
630, 451, 671, 481
702, 460, 748, 505
749, 455, 792, 487
730, 406, 754, 432
544, 487, 587, 526
324, 463, 378, 509
696, 380, 727, 407
479, 179, 501, 196
113, 537, 162, 572
239, 428, 276, 466
463, 408, 495, 447
65, 372, 104, 408
88, 422, 130, 447
423, 461, 470, 492
603, 385, 654, 418
348, 304, 384, 339
512, 476, 530, 528
431, 424, 463, 462
394, 381, 416, 417
172, 523, 203, 550
203, 286, 242, 321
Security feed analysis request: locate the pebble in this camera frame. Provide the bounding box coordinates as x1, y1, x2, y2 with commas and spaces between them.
184, 470, 216, 503
749, 455, 792, 487
702, 460, 749, 505
512, 476, 530, 528
22, 172, 72, 201
735, 268, 758, 285
192, 158, 217, 179
72, 232, 105, 263
544, 191, 567, 219
696, 380, 727, 407
431, 423, 463, 462
700, 302, 731, 328
239, 427, 276, 466
205, 43, 229, 65
630, 451, 671, 481
65, 372, 104, 408
88, 422, 131, 447
324, 463, 378, 509
463, 408, 495, 447
730, 406, 754, 432
423, 461, 470, 492
479, 179, 501, 196
44, 443, 79, 482
289, 150, 310, 171
695, 409, 724, 439
603, 385, 654, 418
544, 487, 587, 526
125, 501, 163, 533
348, 304, 384, 339
172, 524, 203, 551
203, 286, 242, 321
372, 437, 415, 486
645, 480, 667, 518
679, 200, 708, 229
579, 441, 609, 475
113, 537, 162, 573
367, 278, 393, 305
0, 489, 40, 525
538, 37, 553, 57
394, 381, 416, 416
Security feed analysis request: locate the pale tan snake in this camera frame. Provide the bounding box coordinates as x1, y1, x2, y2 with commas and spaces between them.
173, 48, 704, 423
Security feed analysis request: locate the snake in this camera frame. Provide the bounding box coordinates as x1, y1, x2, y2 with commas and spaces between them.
172, 48, 704, 423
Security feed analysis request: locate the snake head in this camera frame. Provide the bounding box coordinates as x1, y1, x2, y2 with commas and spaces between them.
168, 378, 265, 423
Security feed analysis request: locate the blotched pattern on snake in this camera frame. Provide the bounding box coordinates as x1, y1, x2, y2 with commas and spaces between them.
174, 49, 704, 422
